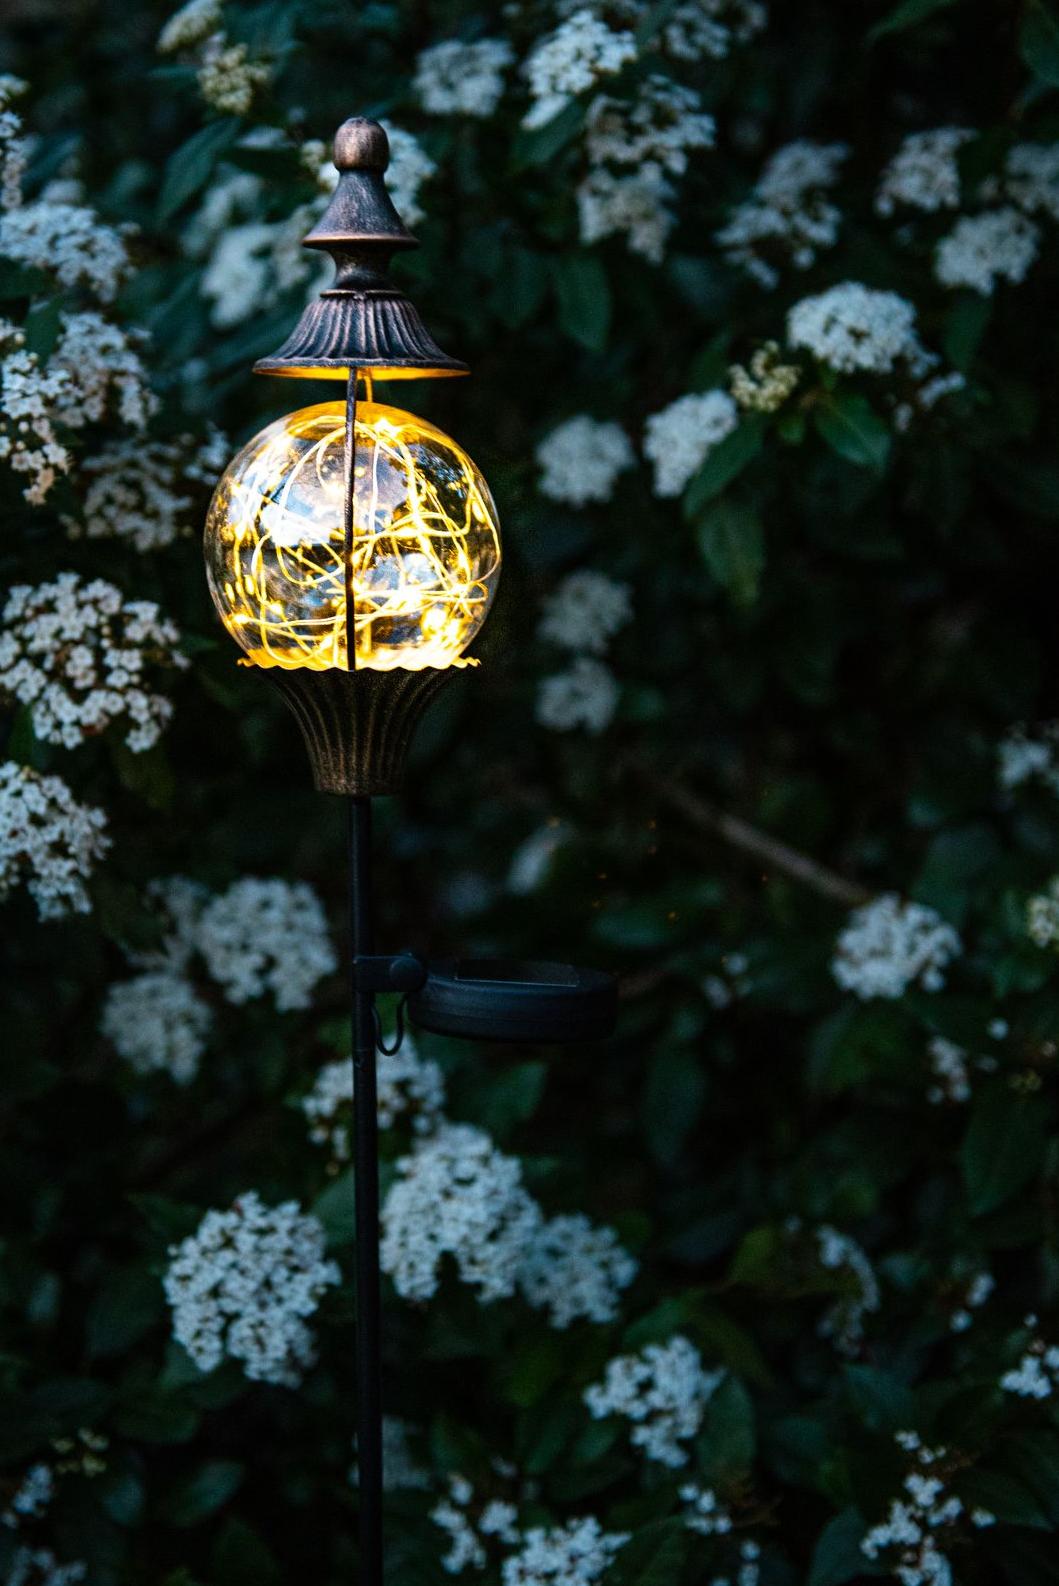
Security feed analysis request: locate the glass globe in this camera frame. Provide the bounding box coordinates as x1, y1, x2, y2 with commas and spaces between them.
204, 400, 501, 671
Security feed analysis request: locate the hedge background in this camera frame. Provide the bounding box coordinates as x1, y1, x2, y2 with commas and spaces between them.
2, 1, 1059, 1583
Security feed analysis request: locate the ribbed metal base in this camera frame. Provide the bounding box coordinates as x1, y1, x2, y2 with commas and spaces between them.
264, 665, 462, 796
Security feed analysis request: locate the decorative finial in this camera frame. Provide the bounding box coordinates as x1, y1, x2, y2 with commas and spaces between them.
253, 115, 467, 381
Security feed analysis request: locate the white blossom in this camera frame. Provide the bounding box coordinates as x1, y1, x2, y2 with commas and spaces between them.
680, 1483, 733, 1537
815, 1224, 881, 1354
157, 0, 222, 53
729, 342, 799, 412
432, 1476, 520, 1574
49, 311, 156, 431
876, 129, 972, 217
644, 389, 738, 497
584, 1335, 723, 1466
717, 141, 848, 288
69, 429, 225, 552
1004, 142, 1059, 221
2, 1464, 54, 1528
537, 570, 632, 655
535, 415, 635, 506
519, 1214, 637, 1327
998, 721, 1059, 796
833, 894, 961, 999
0, 322, 71, 503
6, 1551, 87, 1586
577, 163, 677, 262
303, 1034, 445, 1162
197, 36, 271, 116
1026, 876, 1059, 949
522, 9, 637, 131
536, 657, 619, 734
163, 1191, 340, 1386
127, 875, 210, 972
787, 282, 928, 376
585, 75, 714, 175
1001, 1328, 1059, 1399
196, 877, 336, 1010
935, 208, 1039, 295
101, 971, 212, 1085
657, 0, 766, 61
0, 572, 188, 752
927, 1037, 971, 1105
501, 1518, 629, 1585
380, 123, 436, 230
0, 763, 110, 920
862, 1435, 981, 1586
414, 39, 514, 117
0, 82, 27, 214
0, 200, 132, 301
381, 1122, 542, 1304
949, 1269, 994, 1333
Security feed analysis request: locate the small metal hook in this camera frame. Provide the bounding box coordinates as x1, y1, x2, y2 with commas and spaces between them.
373, 997, 407, 1056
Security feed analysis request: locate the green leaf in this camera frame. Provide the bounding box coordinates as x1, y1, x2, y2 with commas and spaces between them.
551, 254, 611, 352
1021, 1, 1059, 87
954, 1468, 1051, 1529
113, 1388, 200, 1444
683, 419, 764, 514
513, 100, 586, 168
869, 0, 957, 42
961, 1082, 1049, 1216
609, 1520, 688, 1586
644, 1046, 706, 1163
808, 1508, 873, 1586
162, 1459, 244, 1527
86, 1268, 164, 1359
695, 500, 765, 606
942, 294, 992, 371
814, 394, 891, 472
158, 118, 243, 222
843, 1364, 916, 1433
211, 1518, 282, 1586
697, 1374, 756, 1477
312, 1171, 357, 1248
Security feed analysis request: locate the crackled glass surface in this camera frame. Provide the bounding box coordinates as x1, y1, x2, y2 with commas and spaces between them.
204, 400, 501, 671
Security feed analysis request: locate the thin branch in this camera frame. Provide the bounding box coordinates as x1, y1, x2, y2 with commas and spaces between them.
628, 760, 870, 909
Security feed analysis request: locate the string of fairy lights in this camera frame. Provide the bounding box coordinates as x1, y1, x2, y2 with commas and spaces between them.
205, 400, 501, 671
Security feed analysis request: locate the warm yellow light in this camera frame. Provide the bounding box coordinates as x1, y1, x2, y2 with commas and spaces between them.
204, 400, 501, 671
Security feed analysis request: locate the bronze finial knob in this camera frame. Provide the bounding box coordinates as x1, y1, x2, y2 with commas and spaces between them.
334, 117, 389, 173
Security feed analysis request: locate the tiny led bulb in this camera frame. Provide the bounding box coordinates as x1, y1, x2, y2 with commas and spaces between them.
204, 400, 501, 671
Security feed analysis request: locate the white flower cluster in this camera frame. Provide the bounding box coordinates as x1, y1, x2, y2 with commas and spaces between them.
0, 199, 133, 302
926, 1037, 971, 1105
729, 342, 799, 413
934, 206, 1039, 295
535, 415, 635, 507
876, 128, 972, 216
0, 75, 27, 214
3, 1464, 54, 1528
0, 763, 110, 920
655, 0, 766, 61
518, 1213, 637, 1328
998, 721, 1059, 796
536, 657, 620, 735
1001, 1323, 1059, 1399
158, 0, 270, 116
196, 877, 337, 1009
717, 141, 848, 288
7, 1551, 87, 1586
703, 950, 752, 1010
101, 971, 212, 1085
382, 1123, 542, 1304
832, 893, 962, 1000
432, 1475, 520, 1574
163, 1191, 340, 1386
787, 282, 928, 376
502, 1518, 629, 1585
1004, 142, 1059, 221
522, 9, 638, 130
414, 38, 514, 117
70, 429, 227, 552
380, 123, 437, 230
949, 1269, 994, 1333
303, 1034, 446, 1162
538, 571, 632, 655
644, 389, 739, 497
578, 76, 715, 261
0, 320, 71, 503
862, 1432, 995, 1586
584, 1335, 723, 1466
50, 311, 156, 432
1026, 877, 1059, 950
0, 572, 187, 752
681, 1482, 733, 1536
815, 1224, 881, 1355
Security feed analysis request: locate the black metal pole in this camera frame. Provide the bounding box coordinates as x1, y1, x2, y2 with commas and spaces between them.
349, 792, 383, 1581
344, 367, 384, 1580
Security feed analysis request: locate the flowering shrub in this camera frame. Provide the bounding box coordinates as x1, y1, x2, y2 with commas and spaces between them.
2, 2, 1059, 1584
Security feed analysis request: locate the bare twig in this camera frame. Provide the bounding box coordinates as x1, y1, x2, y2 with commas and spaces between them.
628, 760, 870, 909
